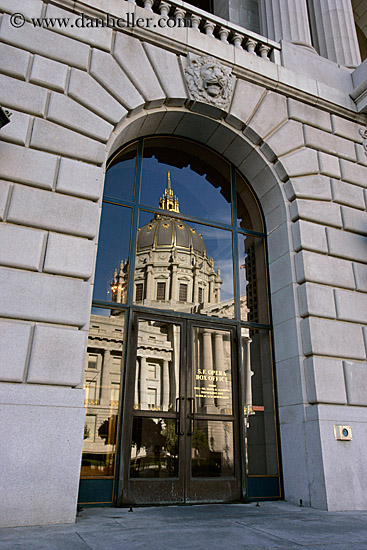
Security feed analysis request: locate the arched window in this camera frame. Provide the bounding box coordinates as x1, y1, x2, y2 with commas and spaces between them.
78, 137, 281, 506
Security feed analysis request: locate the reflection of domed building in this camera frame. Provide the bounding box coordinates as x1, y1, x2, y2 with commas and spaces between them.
111, 173, 223, 313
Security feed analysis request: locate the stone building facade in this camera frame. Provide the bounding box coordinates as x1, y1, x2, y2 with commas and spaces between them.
0, 0, 367, 528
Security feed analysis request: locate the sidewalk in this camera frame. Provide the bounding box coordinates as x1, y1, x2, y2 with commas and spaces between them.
1, 501, 367, 549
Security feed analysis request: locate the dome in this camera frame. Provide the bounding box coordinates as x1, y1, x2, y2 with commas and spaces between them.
137, 172, 207, 256
137, 215, 207, 256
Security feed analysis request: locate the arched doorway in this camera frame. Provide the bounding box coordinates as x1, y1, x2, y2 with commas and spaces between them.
78, 136, 281, 506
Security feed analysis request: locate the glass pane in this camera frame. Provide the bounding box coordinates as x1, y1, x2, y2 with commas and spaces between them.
93, 203, 132, 303
104, 141, 137, 202
191, 420, 234, 477
134, 210, 235, 319
140, 137, 232, 225
130, 418, 179, 478
238, 233, 269, 324
80, 310, 125, 478
242, 328, 278, 475
236, 172, 264, 233
133, 320, 180, 412
192, 327, 233, 415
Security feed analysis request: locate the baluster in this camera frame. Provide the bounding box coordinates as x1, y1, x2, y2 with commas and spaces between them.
190, 15, 201, 31
203, 21, 215, 37
232, 33, 243, 48
159, 1, 170, 18
246, 38, 257, 54
144, 0, 154, 10
218, 27, 230, 43
174, 7, 186, 20
258, 44, 271, 60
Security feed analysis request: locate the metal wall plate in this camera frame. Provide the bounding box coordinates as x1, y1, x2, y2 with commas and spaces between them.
334, 425, 352, 441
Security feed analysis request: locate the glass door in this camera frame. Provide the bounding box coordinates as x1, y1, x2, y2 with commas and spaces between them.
119, 313, 242, 505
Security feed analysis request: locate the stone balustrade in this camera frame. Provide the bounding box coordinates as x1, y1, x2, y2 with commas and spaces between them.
133, 0, 281, 62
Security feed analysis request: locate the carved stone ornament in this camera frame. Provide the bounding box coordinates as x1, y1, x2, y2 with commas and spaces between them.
184, 54, 234, 110
359, 128, 367, 157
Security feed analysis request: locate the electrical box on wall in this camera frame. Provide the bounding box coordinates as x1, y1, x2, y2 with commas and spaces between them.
334, 425, 352, 441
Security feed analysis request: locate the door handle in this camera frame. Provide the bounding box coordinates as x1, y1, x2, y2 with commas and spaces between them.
187, 397, 195, 436
175, 397, 184, 436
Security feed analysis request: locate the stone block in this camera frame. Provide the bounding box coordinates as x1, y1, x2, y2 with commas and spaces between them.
173, 112, 218, 144
143, 43, 187, 107
0, 142, 57, 190
301, 317, 366, 360
0, 14, 90, 70
318, 152, 341, 178
0, 224, 46, 271
292, 220, 328, 253
327, 227, 367, 263
295, 250, 355, 289
0, 320, 32, 383
266, 120, 305, 159
340, 159, 367, 187
280, 148, 319, 178
222, 135, 252, 167
226, 78, 265, 130
331, 115, 361, 142
44, 233, 95, 279
0, 0, 42, 18
287, 98, 331, 132
356, 143, 367, 166
56, 158, 103, 201
0, 74, 47, 116
250, 165, 280, 201
271, 283, 297, 324
206, 124, 236, 154
341, 207, 367, 235
0, 384, 85, 527
0, 180, 11, 220
8, 185, 99, 239
260, 184, 284, 216
275, 356, 305, 406
269, 252, 294, 293
0, 110, 31, 146
335, 288, 367, 324
343, 361, 367, 406
30, 55, 68, 92
267, 222, 291, 263
0, 42, 30, 79
45, 4, 112, 50
331, 179, 365, 209
304, 126, 356, 161
47, 93, 113, 142
273, 318, 300, 363
238, 147, 268, 181
290, 199, 342, 228
305, 357, 347, 404
353, 262, 367, 292
68, 69, 127, 125
27, 325, 87, 386
114, 34, 165, 108
0, 267, 91, 327
30, 119, 105, 164
90, 49, 144, 114
284, 175, 332, 201
298, 282, 336, 318
244, 91, 288, 144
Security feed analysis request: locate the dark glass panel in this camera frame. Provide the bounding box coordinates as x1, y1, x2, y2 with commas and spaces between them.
104, 141, 138, 202
236, 171, 264, 233
130, 418, 179, 478
93, 203, 132, 303
133, 320, 180, 412
140, 137, 232, 225
242, 328, 278, 475
192, 326, 233, 415
238, 233, 269, 324
134, 210, 235, 318
191, 420, 234, 477
80, 311, 125, 478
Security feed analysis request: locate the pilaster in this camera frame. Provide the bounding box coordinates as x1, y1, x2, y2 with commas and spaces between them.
259, 0, 313, 47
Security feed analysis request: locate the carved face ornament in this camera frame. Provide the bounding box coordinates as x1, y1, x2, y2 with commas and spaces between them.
200, 63, 227, 98
184, 55, 234, 110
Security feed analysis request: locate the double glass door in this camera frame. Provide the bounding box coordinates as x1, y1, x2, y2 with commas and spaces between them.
119, 314, 242, 505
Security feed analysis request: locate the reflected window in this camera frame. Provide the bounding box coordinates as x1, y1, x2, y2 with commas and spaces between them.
156, 282, 166, 301
135, 283, 143, 302
87, 354, 98, 370
179, 284, 188, 302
